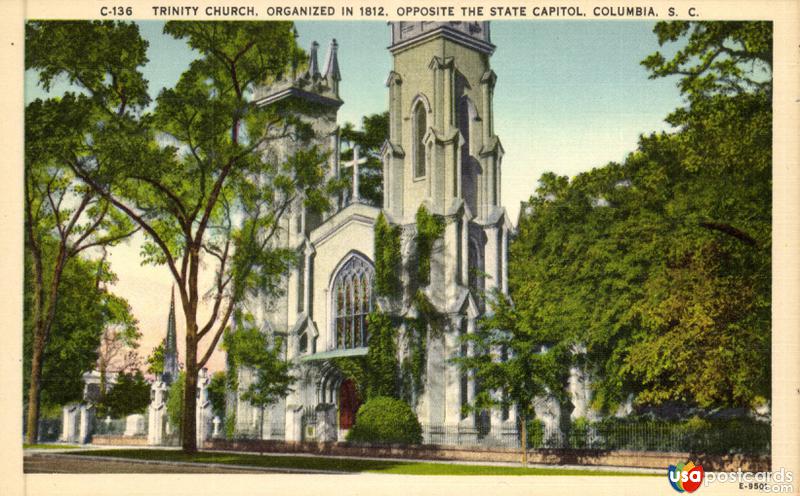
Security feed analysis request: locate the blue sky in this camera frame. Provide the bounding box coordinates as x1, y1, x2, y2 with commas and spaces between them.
24, 21, 686, 369
26, 21, 684, 221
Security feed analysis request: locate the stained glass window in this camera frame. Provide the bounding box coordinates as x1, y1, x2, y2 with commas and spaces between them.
332, 255, 374, 349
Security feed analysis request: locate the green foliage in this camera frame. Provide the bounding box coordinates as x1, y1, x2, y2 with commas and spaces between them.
27, 20, 336, 451
373, 213, 402, 299
340, 112, 389, 206
345, 396, 422, 445
225, 414, 236, 440
24, 21, 144, 443
22, 246, 128, 409
509, 21, 771, 412
223, 315, 294, 411
526, 418, 545, 449
401, 317, 427, 403
588, 416, 770, 455
208, 371, 227, 420
568, 417, 591, 449
166, 372, 185, 431
146, 339, 166, 377
456, 290, 566, 429
364, 312, 398, 398
334, 311, 398, 400
414, 205, 445, 286
642, 21, 771, 100
100, 370, 151, 418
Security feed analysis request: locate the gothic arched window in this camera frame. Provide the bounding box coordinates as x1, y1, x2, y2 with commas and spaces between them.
332, 254, 374, 349
413, 100, 427, 179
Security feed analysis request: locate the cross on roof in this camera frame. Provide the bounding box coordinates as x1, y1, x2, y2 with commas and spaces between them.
341, 145, 368, 203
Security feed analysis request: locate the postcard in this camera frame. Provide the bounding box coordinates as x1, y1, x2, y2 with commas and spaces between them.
5, 1, 799, 495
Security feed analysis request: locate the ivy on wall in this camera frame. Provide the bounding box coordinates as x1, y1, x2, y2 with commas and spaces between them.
374, 212, 402, 299
415, 205, 445, 287
334, 207, 447, 407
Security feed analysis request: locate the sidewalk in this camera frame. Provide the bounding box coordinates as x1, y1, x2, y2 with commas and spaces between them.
23, 444, 662, 474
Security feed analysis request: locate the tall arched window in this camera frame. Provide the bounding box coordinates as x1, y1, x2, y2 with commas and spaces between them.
332, 254, 374, 349
413, 100, 427, 179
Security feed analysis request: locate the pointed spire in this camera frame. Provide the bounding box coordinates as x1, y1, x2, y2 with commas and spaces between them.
323, 39, 341, 82
306, 41, 320, 79
162, 285, 179, 384
166, 286, 176, 355
323, 39, 341, 97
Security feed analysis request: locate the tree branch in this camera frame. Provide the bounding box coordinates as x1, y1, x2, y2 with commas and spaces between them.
699, 221, 757, 246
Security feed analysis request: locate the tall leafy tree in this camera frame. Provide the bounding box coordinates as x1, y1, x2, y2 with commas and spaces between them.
223, 316, 294, 439
31, 21, 334, 452
100, 370, 151, 418
509, 21, 771, 413
455, 291, 564, 465
24, 248, 107, 413
24, 21, 144, 443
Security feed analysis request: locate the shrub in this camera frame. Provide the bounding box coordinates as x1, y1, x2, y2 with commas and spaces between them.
527, 418, 545, 448
346, 396, 422, 445
569, 417, 591, 449
166, 372, 185, 431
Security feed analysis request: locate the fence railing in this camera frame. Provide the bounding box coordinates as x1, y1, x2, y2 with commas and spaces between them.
212, 416, 770, 456
23, 418, 63, 443
554, 420, 771, 455
231, 421, 286, 441
93, 417, 127, 436
417, 419, 770, 455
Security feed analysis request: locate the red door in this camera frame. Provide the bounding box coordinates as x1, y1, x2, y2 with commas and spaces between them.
338, 379, 361, 429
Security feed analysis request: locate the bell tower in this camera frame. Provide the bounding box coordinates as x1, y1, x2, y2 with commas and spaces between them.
382, 21, 508, 303
382, 21, 503, 223
382, 22, 513, 440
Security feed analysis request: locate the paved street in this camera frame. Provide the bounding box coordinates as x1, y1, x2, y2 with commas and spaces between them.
24, 454, 303, 474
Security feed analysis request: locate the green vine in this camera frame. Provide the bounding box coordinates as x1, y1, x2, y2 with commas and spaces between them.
333, 311, 398, 400
374, 212, 402, 298
415, 205, 445, 286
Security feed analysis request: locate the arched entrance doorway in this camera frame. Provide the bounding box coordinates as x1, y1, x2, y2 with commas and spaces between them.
338, 379, 361, 430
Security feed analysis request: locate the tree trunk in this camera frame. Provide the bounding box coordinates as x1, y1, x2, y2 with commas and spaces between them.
519, 411, 528, 467
182, 333, 198, 453
25, 332, 46, 444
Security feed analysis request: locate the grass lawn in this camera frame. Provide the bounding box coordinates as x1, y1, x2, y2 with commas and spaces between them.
66, 449, 656, 476
24, 444, 81, 450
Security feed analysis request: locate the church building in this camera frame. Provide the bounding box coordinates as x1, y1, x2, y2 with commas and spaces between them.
231, 21, 516, 445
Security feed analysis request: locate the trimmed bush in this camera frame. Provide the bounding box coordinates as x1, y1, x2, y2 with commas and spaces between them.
346, 396, 423, 445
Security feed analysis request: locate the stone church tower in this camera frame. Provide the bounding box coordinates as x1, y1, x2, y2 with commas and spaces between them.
382, 22, 514, 443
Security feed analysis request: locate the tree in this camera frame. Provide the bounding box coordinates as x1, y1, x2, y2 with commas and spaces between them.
339, 112, 388, 206
455, 290, 564, 465
642, 21, 771, 101
508, 21, 771, 413
208, 371, 227, 420
166, 372, 186, 433
224, 317, 294, 439
146, 339, 166, 377
30, 21, 335, 452
100, 370, 151, 418
23, 248, 107, 413
23, 20, 143, 443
